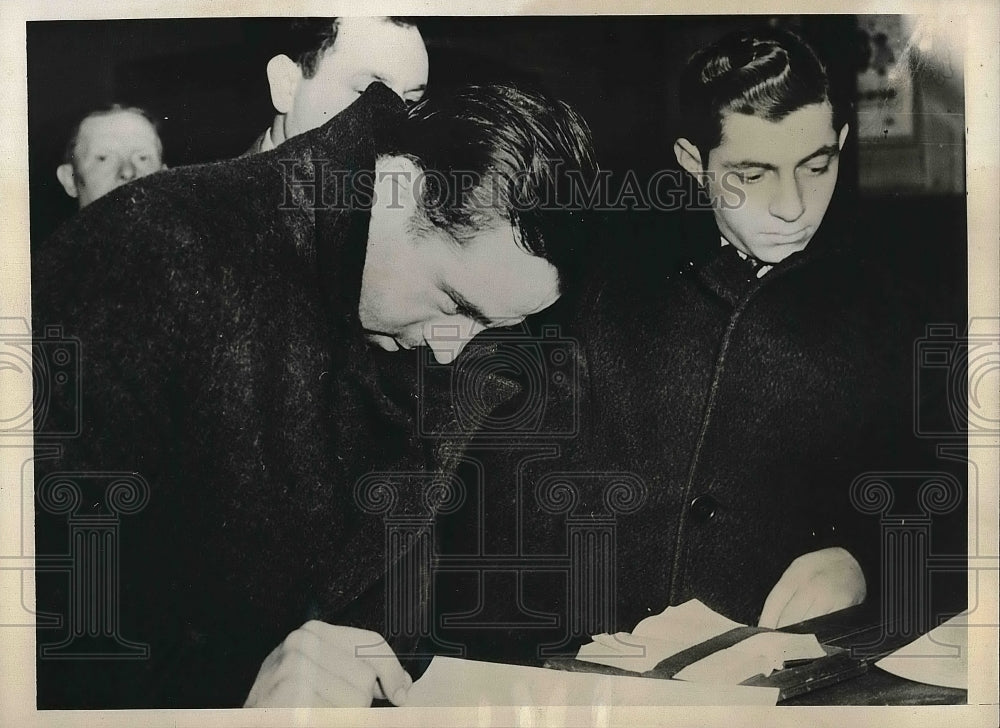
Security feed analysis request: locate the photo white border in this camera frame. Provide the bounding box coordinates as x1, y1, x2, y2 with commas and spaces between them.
2, 1, 997, 726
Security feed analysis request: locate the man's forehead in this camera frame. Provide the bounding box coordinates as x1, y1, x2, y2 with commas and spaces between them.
78, 112, 158, 144
712, 103, 838, 165
322, 18, 426, 79
329, 18, 422, 54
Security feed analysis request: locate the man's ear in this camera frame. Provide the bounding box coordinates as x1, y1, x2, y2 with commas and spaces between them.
56, 163, 79, 199
266, 54, 303, 114
673, 138, 705, 185
837, 123, 850, 150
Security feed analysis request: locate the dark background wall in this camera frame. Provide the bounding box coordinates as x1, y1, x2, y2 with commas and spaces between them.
26, 14, 966, 295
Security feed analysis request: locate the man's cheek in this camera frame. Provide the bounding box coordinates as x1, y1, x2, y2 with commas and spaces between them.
727, 207, 758, 239
716, 173, 745, 210
806, 183, 837, 223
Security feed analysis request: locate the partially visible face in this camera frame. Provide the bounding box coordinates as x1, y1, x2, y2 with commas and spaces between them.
359, 165, 560, 365
284, 17, 428, 138
67, 111, 165, 208
702, 102, 848, 264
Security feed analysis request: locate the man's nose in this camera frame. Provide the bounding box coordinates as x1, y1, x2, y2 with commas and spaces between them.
428, 339, 465, 365
769, 175, 805, 222
118, 158, 137, 181
425, 320, 485, 365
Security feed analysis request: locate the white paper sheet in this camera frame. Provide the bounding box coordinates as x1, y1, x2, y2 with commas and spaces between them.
875, 610, 969, 689
575, 599, 825, 682
404, 656, 779, 706
576, 600, 743, 672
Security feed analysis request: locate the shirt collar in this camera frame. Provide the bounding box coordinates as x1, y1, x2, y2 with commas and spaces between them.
259, 127, 276, 153
720, 237, 773, 279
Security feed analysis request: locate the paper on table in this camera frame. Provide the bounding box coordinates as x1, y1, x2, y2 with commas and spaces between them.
577, 600, 742, 672
575, 599, 825, 682
875, 610, 969, 689
404, 656, 779, 706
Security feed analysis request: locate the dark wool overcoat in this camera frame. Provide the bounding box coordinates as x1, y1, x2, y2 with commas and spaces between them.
32, 84, 502, 707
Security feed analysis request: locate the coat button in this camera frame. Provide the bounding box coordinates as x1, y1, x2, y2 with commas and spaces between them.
689, 494, 719, 522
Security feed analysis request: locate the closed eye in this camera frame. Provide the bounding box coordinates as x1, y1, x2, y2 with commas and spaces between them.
441, 287, 494, 328
799, 153, 835, 177
737, 170, 765, 184
493, 316, 526, 329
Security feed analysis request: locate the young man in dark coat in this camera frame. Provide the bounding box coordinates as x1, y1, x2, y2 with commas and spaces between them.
32, 81, 597, 708
581, 28, 965, 633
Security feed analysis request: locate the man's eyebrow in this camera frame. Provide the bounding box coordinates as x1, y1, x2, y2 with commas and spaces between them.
720, 145, 841, 171
444, 287, 494, 328
721, 161, 778, 171
796, 144, 841, 166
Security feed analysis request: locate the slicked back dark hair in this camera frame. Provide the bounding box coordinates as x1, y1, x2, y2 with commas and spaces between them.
679, 29, 846, 162
266, 17, 420, 79
397, 84, 599, 290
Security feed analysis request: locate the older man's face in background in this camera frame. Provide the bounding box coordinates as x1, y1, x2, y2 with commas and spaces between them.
57, 111, 166, 208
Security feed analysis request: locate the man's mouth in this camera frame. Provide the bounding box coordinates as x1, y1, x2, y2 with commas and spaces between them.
763, 228, 811, 245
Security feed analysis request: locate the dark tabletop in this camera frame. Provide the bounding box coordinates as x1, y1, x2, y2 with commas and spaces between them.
776, 602, 967, 705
